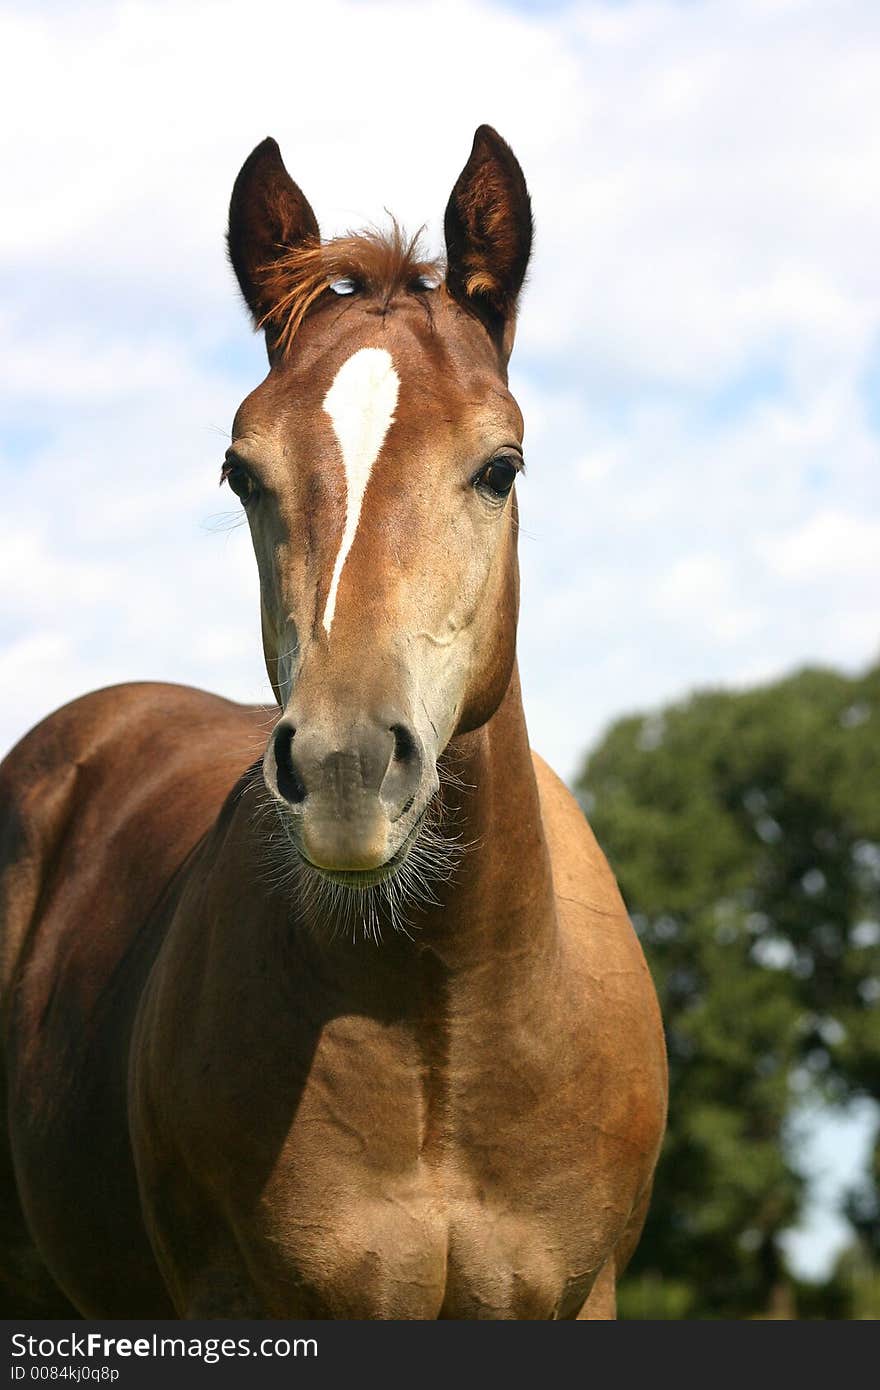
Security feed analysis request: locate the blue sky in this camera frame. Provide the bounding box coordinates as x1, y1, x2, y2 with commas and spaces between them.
2, 0, 879, 1280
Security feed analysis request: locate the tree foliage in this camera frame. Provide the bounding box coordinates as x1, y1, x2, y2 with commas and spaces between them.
575, 660, 880, 1317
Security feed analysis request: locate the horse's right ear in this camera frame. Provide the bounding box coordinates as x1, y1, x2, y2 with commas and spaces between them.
227, 138, 320, 346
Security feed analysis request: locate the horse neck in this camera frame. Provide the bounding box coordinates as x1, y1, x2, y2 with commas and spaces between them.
418, 660, 558, 971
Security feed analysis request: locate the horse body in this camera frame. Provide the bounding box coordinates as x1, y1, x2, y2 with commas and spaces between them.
1, 678, 663, 1319
0, 127, 666, 1318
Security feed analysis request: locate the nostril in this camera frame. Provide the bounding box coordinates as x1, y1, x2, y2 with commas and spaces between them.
390, 723, 418, 767
382, 724, 423, 823
273, 724, 306, 805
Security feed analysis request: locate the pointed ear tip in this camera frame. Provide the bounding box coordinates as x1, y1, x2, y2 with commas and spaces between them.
236, 136, 284, 179
254, 135, 282, 162
230, 138, 290, 214
472, 123, 501, 148
469, 126, 527, 181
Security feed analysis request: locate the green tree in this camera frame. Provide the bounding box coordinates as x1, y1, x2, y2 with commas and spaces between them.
575, 660, 880, 1318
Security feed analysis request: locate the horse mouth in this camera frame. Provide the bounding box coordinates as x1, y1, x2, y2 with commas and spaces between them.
294, 811, 426, 888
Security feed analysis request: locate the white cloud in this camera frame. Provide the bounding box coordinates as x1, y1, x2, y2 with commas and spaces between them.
1, 0, 879, 781
650, 554, 762, 643
764, 510, 880, 581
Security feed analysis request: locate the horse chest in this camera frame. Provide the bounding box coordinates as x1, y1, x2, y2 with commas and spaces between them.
256, 1172, 595, 1320
151, 942, 657, 1319
243, 1036, 613, 1319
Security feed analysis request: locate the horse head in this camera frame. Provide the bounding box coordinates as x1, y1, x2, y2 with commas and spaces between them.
225, 128, 532, 893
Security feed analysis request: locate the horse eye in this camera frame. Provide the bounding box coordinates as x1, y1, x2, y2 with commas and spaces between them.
474, 457, 518, 500
221, 462, 256, 503
329, 277, 358, 296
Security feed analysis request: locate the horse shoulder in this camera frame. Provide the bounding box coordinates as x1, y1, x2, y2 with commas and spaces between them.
531, 747, 668, 1166
0, 683, 259, 990
530, 748, 629, 919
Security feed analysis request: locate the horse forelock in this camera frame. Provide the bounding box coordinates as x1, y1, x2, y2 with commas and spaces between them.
256, 224, 442, 356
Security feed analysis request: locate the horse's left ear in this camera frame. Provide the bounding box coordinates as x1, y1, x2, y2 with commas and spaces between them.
443, 125, 533, 359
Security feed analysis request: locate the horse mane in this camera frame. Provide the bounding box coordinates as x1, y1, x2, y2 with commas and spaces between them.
256, 224, 442, 356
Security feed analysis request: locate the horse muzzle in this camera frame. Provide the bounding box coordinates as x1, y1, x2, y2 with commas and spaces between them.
263, 710, 434, 874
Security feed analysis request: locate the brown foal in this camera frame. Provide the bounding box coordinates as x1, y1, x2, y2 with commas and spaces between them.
0, 126, 666, 1318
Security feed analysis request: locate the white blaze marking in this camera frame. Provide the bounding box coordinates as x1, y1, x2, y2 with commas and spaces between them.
321, 347, 399, 635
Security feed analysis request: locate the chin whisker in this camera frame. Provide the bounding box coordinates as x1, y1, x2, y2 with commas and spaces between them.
245, 773, 469, 944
